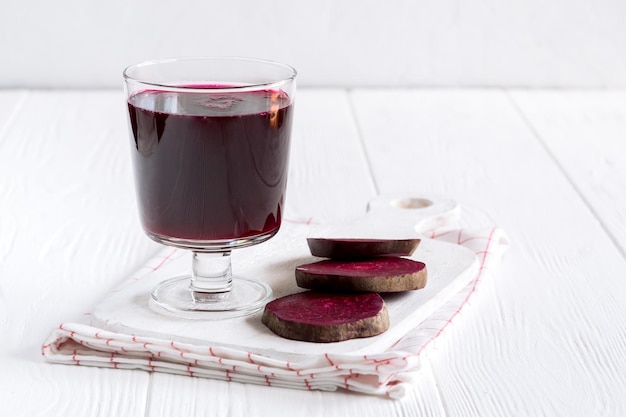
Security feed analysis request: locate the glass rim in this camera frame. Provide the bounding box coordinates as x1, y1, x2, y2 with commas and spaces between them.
123, 56, 297, 93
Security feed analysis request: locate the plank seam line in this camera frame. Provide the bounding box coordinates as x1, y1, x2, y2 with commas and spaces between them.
346, 88, 380, 195
143, 372, 153, 417
0, 90, 29, 145
428, 359, 452, 417
505, 90, 626, 260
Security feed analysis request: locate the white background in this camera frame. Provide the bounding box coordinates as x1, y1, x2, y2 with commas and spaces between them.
1, 0, 625, 88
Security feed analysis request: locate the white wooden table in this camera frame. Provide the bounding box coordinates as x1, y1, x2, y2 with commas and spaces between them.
1, 88, 625, 416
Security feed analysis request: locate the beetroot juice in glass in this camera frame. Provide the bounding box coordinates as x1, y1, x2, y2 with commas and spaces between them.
123, 57, 296, 319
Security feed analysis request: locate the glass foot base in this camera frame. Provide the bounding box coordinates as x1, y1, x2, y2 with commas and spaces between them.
150, 276, 273, 320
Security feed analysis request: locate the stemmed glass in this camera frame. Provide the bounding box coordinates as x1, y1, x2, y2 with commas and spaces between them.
123, 57, 296, 319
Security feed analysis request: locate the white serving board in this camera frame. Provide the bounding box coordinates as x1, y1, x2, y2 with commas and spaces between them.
91, 217, 478, 359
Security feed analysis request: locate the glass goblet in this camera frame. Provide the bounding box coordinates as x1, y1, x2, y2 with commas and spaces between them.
123, 57, 296, 319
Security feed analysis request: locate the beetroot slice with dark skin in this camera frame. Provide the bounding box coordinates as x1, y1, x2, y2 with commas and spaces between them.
262, 292, 389, 343
307, 237, 421, 259
295, 256, 427, 293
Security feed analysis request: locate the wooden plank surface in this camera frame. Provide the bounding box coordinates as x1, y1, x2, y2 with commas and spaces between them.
0, 91, 155, 417
350, 89, 626, 416
1, 89, 626, 416
509, 90, 626, 255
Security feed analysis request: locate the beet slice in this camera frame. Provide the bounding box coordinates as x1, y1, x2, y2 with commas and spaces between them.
307, 237, 421, 259
262, 292, 389, 342
295, 256, 427, 293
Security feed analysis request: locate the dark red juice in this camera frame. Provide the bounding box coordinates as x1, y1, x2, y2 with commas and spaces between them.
127, 88, 293, 242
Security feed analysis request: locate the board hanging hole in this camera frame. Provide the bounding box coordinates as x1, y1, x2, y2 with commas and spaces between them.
390, 198, 433, 210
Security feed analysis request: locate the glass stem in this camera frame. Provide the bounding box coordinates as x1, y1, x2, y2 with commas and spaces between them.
191, 251, 233, 293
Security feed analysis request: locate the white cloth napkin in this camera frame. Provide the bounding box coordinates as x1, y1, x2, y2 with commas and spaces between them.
42, 222, 508, 399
